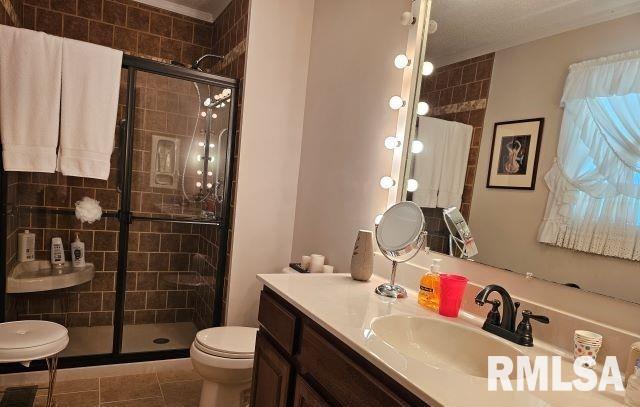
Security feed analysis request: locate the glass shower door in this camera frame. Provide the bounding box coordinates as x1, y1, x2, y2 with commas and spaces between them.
119, 68, 233, 354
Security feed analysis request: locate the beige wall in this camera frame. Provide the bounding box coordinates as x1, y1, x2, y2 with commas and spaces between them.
291, 0, 408, 272
226, 0, 315, 326
470, 14, 640, 304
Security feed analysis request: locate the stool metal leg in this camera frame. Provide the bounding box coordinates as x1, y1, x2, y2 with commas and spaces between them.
45, 354, 59, 407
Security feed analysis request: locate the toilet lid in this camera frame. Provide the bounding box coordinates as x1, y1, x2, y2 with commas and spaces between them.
195, 326, 258, 359
0, 321, 68, 350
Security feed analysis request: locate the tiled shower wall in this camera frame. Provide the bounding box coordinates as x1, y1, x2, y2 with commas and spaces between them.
418, 53, 494, 253
2, 0, 249, 329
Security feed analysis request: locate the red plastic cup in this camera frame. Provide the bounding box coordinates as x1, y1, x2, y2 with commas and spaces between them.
438, 274, 468, 317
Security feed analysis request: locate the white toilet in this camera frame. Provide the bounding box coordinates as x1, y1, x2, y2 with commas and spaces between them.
190, 326, 258, 407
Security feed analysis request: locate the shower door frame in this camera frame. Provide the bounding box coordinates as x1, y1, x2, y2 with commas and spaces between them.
0, 55, 239, 372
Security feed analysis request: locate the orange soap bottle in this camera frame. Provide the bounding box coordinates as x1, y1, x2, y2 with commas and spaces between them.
418, 259, 442, 311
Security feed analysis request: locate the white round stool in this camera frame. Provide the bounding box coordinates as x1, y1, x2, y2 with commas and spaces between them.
0, 321, 69, 407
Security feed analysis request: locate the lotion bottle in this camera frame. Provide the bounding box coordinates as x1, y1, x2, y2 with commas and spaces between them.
51, 237, 65, 267
18, 230, 35, 262
71, 233, 85, 268
418, 258, 442, 311
625, 359, 640, 407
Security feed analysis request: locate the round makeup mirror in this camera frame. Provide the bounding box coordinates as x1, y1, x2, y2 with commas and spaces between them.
375, 201, 427, 298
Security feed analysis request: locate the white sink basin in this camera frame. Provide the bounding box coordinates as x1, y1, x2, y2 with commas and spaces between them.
371, 315, 523, 378
7, 261, 95, 293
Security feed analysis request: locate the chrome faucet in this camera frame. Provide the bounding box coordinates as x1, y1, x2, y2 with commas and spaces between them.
475, 284, 549, 347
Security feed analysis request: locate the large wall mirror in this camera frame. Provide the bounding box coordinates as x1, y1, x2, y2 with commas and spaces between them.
402, 1, 640, 304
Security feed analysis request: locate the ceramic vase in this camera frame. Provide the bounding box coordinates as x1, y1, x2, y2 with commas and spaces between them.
350, 230, 373, 281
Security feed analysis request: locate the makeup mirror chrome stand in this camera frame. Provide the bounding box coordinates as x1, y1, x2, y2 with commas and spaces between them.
375, 201, 428, 298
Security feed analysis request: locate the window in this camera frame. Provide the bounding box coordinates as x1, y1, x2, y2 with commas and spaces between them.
538, 50, 640, 261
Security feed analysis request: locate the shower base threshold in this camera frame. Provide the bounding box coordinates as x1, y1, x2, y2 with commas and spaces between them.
61, 322, 198, 357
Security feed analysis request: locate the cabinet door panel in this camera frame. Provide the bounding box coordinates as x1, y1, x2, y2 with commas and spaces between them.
298, 324, 410, 407
293, 375, 329, 407
250, 332, 291, 407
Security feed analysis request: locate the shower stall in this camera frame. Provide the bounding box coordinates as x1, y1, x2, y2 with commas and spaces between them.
0, 55, 238, 371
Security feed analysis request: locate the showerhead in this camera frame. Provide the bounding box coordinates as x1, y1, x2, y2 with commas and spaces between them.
191, 54, 224, 70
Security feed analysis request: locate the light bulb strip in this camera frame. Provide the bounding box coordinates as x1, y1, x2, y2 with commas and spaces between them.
381, 0, 432, 216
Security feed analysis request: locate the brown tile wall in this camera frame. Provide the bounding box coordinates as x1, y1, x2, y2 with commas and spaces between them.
418, 53, 494, 253
20, 0, 214, 68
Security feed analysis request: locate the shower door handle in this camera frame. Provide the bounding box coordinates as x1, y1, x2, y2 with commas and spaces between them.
117, 119, 127, 194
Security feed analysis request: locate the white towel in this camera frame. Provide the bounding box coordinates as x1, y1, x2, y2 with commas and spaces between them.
0, 26, 62, 172
437, 121, 472, 208
411, 117, 447, 208
58, 38, 122, 180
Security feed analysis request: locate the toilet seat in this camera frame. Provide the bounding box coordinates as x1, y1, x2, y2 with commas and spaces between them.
194, 326, 258, 360
0, 320, 69, 363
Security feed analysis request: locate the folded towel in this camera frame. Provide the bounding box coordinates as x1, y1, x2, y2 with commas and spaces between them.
437, 120, 472, 208
0, 26, 62, 172
58, 38, 123, 180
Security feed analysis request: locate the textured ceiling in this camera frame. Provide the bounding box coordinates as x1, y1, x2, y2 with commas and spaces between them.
427, 0, 640, 65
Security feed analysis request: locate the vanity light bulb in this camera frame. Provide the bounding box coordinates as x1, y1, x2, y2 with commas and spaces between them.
394, 54, 410, 69
214, 94, 221, 100
207, 171, 213, 176
374, 214, 383, 225
422, 61, 435, 76
384, 137, 401, 150
200, 111, 207, 117
203, 97, 212, 107
411, 140, 424, 154
389, 96, 405, 110
220, 103, 226, 108
212, 113, 218, 119
209, 143, 215, 148
198, 142, 205, 147
206, 183, 213, 189
407, 179, 419, 192
417, 102, 430, 116
196, 182, 202, 188
196, 170, 203, 175
379, 176, 396, 189
196, 155, 202, 161
223, 88, 232, 96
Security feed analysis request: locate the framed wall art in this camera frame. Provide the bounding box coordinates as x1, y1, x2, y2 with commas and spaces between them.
486, 118, 544, 190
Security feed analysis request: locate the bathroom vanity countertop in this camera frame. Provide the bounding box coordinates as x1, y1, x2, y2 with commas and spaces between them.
257, 273, 626, 407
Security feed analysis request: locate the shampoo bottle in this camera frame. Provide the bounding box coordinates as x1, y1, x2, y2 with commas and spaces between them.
71, 233, 85, 268
51, 237, 65, 267
18, 230, 35, 262
419, 258, 442, 311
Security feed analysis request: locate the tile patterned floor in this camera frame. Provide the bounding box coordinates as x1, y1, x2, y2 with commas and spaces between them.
18, 368, 202, 407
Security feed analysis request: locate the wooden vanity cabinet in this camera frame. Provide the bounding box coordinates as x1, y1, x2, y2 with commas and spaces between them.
250, 287, 428, 407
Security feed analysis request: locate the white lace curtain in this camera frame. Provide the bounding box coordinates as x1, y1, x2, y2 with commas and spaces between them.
538, 50, 640, 261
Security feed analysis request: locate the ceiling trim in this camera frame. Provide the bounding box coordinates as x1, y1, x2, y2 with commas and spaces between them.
434, 3, 640, 67
134, 0, 214, 22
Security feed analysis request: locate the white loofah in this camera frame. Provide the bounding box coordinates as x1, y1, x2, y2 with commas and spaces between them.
75, 196, 103, 224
